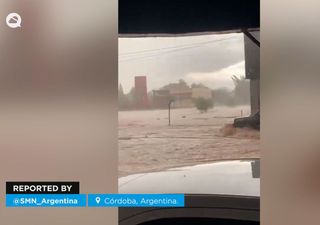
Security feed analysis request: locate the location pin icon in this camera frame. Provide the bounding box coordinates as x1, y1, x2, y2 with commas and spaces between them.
95, 197, 101, 204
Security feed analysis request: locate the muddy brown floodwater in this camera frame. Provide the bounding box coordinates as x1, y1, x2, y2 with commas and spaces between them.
119, 106, 260, 177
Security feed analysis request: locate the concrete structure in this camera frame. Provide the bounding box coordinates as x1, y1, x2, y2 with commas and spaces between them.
244, 31, 260, 115
134, 76, 148, 108
234, 30, 260, 129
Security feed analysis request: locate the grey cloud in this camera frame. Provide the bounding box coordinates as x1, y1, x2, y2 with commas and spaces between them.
119, 33, 244, 93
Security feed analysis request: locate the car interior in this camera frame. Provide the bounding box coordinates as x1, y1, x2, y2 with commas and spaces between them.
138, 218, 258, 225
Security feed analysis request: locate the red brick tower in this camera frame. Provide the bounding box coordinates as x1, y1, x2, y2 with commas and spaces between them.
134, 76, 148, 108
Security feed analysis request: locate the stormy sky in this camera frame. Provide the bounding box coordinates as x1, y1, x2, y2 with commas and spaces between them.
119, 33, 245, 94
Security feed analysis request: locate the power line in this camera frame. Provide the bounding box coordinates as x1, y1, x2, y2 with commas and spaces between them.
120, 44, 205, 62
119, 36, 239, 61
120, 37, 237, 63
120, 36, 236, 57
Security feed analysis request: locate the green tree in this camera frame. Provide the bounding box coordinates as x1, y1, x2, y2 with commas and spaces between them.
194, 97, 213, 113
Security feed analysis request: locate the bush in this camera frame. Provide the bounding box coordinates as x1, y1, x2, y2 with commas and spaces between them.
194, 97, 213, 113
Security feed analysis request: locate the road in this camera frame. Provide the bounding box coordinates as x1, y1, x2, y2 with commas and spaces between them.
119, 106, 259, 177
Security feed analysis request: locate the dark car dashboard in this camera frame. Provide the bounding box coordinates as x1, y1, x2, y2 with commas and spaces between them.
119, 194, 259, 225
119, 160, 260, 225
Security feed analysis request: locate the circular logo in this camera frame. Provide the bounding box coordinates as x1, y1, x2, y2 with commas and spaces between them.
6, 13, 22, 29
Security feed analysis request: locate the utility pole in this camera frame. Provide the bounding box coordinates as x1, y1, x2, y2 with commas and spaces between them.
168, 99, 174, 126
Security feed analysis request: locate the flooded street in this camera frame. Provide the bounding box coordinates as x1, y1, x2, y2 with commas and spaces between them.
119, 106, 259, 177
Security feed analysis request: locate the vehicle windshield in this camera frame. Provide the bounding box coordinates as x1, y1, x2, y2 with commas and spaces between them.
119, 33, 260, 177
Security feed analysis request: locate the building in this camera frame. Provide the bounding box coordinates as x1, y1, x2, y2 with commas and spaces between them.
134, 76, 149, 108
171, 90, 193, 108
152, 90, 171, 108
152, 83, 213, 109
192, 87, 212, 100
